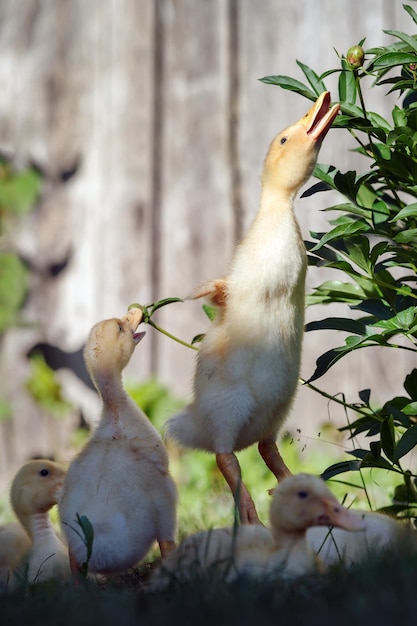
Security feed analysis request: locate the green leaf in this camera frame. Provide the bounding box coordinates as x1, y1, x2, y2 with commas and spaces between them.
404, 4, 417, 26
191, 333, 205, 345
402, 402, 417, 416
373, 307, 417, 333
338, 70, 357, 104
404, 369, 417, 399
372, 51, 417, 68
384, 30, 417, 54
393, 424, 417, 462
359, 389, 371, 404
380, 416, 396, 462
202, 304, 217, 321
26, 353, 72, 417
305, 317, 367, 335
258, 75, 316, 100
394, 228, 417, 244
307, 345, 352, 382
345, 237, 371, 273
307, 280, 366, 304
149, 297, 184, 314
321, 460, 362, 481
309, 221, 369, 251
296, 60, 327, 95
0, 253, 28, 332
0, 168, 41, 215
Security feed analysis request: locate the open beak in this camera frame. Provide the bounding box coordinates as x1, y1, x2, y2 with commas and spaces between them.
316, 497, 366, 532
298, 91, 340, 142
121, 307, 146, 345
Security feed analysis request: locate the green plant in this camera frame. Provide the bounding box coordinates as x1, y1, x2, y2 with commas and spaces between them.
0, 155, 41, 333
25, 352, 73, 418
61, 514, 94, 578
258, 3, 417, 522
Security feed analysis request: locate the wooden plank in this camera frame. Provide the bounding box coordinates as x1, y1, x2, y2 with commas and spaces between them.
155, 0, 234, 395
0, 0, 156, 490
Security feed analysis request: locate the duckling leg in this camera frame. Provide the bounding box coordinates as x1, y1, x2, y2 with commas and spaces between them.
258, 440, 292, 482
216, 452, 261, 525
158, 540, 176, 557
68, 549, 84, 584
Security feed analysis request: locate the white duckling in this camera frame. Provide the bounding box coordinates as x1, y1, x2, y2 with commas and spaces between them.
166, 93, 340, 523
9, 459, 70, 584
307, 508, 414, 566
149, 474, 364, 588
59, 307, 177, 575
0, 522, 31, 587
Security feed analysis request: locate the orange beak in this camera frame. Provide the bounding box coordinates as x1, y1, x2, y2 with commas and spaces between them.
298, 91, 340, 142
316, 497, 366, 532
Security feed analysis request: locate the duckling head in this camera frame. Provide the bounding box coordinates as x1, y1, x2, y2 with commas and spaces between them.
261, 91, 339, 198
10, 459, 66, 522
84, 307, 144, 388
269, 473, 365, 541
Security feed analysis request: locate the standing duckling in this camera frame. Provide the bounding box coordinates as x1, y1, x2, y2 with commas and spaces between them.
166, 93, 340, 523
59, 307, 177, 575
10, 459, 70, 584
149, 473, 364, 587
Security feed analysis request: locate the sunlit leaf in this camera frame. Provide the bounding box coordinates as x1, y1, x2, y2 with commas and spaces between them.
372, 51, 417, 68
296, 60, 327, 95
258, 75, 316, 100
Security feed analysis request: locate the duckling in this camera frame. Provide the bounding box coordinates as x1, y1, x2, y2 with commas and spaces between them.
149, 473, 364, 587
166, 93, 340, 523
307, 509, 415, 566
0, 522, 31, 587
9, 459, 70, 584
59, 307, 178, 575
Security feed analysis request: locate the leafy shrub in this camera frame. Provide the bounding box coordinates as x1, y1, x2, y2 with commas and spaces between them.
259, 3, 417, 521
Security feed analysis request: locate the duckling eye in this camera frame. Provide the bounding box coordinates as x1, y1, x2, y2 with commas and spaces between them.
117, 323, 123, 332
39, 469, 49, 477
280, 137, 287, 145
297, 490, 309, 499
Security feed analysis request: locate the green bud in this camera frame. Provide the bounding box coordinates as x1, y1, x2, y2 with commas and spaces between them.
346, 45, 365, 70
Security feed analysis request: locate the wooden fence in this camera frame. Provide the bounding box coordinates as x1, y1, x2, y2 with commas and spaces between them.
0, 0, 413, 493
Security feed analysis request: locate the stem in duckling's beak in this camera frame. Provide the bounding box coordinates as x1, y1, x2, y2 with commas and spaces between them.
121, 307, 143, 332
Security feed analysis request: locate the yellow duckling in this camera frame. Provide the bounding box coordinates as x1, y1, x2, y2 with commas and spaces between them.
307, 509, 415, 565
59, 308, 177, 575
149, 474, 364, 588
9, 459, 69, 584
0, 522, 31, 588
166, 93, 340, 523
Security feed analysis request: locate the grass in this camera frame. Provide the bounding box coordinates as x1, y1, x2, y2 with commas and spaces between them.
1, 381, 413, 625
2, 545, 417, 626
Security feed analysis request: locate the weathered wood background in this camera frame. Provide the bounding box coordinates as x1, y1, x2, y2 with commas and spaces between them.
0, 0, 413, 493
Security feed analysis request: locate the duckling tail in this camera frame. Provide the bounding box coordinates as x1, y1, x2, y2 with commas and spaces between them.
165, 407, 201, 450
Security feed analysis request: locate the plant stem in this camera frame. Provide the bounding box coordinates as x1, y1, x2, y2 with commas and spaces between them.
299, 377, 379, 420
147, 320, 199, 351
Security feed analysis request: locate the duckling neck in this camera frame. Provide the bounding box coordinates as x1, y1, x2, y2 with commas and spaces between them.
95, 370, 130, 411
93, 369, 135, 432
25, 512, 57, 545
259, 182, 297, 209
